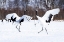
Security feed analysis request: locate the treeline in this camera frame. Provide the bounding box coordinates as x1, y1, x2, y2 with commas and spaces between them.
54, 9, 64, 20
0, 7, 64, 20
0, 6, 45, 19
0, 0, 64, 20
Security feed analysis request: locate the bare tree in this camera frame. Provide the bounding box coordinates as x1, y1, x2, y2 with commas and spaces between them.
45, 0, 54, 9
22, 0, 29, 14
0, 0, 8, 9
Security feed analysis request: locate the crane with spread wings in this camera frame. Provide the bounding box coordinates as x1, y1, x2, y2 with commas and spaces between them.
36, 8, 60, 34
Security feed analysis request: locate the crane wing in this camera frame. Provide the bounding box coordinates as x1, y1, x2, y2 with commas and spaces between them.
37, 8, 60, 24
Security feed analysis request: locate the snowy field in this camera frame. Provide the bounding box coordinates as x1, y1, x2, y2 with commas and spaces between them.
0, 20, 64, 42
0, 8, 63, 42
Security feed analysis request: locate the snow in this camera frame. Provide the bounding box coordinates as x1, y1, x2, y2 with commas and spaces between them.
0, 8, 64, 42
0, 20, 64, 42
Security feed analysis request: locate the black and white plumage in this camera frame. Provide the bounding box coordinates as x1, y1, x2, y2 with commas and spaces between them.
6, 13, 20, 22
16, 18, 24, 32
36, 8, 60, 34
19, 18, 24, 25
11, 16, 16, 23
5, 13, 33, 32
46, 14, 53, 23
15, 15, 32, 32
19, 18, 24, 22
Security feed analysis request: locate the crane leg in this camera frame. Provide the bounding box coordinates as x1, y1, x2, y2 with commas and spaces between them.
38, 27, 43, 33
45, 28, 48, 34
38, 27, 48, 34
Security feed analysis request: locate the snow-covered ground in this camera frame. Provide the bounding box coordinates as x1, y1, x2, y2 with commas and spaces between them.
0, 20, 64, 42
0, 8, 64, 42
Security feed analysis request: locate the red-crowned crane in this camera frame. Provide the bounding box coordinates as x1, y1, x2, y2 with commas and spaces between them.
36, 8, 60, 34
